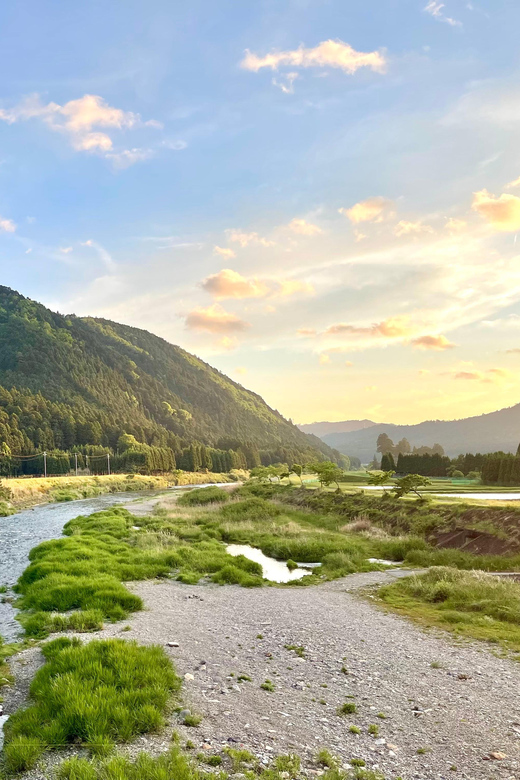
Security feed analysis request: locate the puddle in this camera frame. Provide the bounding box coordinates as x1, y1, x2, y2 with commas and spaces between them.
368, 557, 401, 566
226, 544, 316, 583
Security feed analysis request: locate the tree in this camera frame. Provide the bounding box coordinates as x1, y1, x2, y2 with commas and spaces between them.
451, 469, 464, 478
392, 474, 431, 498
367, 470, 394, 486
308, 461, 345, 489
291, 464, 304, 485
380, 452, 396, 471
376, 434, 394, 455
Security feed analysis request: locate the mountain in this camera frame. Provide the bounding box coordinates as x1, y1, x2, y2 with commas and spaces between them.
0, 286, 335, 465
320, 407, 520, 462
298, 420, 377, 437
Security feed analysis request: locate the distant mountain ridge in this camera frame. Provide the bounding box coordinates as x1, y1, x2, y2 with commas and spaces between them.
298, 420, 377, 437
318, 406, 520, 462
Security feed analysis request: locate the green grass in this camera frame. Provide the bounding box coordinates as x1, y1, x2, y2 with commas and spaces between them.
0, 636, 18, 691
2, 637, 180, 773
177, 486, 230, 507
260, 679, 275, 692
379, 566, 520, 653
337, 701, 357, 715
284, 644, 305, 657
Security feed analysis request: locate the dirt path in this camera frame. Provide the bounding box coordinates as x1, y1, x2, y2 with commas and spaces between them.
90, 571, 520, 780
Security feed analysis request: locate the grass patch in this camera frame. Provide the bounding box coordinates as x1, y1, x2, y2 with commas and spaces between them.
260, 679, 275, 692
284, 644, 305, 658
2, 637, 180, 773
337, 701, 357, 715
177, 486, 230, 507
0, 636, 18, 691
379, 566, 520, 653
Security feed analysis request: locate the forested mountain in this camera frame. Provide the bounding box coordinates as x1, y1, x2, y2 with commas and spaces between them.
320, 406, 520, 462
298, 420, 377, 437
0, 286, 336, 469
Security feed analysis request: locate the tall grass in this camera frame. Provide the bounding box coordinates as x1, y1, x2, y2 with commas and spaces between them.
379, 567, 520, 652
177, 486, 230, 506
3, 637, 180, 773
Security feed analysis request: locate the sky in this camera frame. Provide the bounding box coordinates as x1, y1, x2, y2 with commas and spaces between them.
1, 0, 520, 426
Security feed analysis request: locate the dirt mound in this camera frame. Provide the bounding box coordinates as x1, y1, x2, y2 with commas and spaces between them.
433, 527, 511, 555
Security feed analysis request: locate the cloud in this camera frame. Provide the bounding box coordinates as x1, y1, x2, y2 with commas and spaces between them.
0, 93, 159, 164
319, 354, 330, 365
297, 328, 317, 337
235, 367, 248, 376
345, 361, 354, 367
213, 245, 236, 259
201, 268, 313, 300
472, 189, 520, 232
288, 218, 322, 236
240, 39, 387, 76
481, 314, 520, 329
201, 269, 270, 299
453, 367, 511, 383
424, 1, 462, 26
445, 218, 467, 232
325, 315, 412, 339
184, 304, 250, 334
60, 246, 73, 254
0, 217, 16, 233
226, 229, 274, 247
394, 220, 434, 237
505, 348, 520, 354
339, 197, 392, 224
272, 73, 298, 94
106, 148, 154, 169
507, 175, 520, 189
411, 334, 456, 350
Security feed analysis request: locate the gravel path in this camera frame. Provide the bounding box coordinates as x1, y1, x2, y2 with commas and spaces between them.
90, 571, 520, 780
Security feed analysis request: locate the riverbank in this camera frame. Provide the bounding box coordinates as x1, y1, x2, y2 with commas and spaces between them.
3, 471, 237, 511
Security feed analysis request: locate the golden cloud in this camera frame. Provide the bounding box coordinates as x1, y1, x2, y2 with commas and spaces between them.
185, 304, 250, 334
394, 220, 434, 237
297, 328, 317, 337
339, 197, 392, 224
507, 175, 520, 189
411, 335, 455, 351
201, 269, 313, 300
201, 269, 269, 299
319, 354, 330, 365
240, 39, 387, 75
445, 217, 467, 232
472, 189, 520, 232
454, 368, 511, 383
0, 93, 158, 161
325, 315, 411, 339
288, 218, 322, 235
226, 229, 274, 247
213, 245, 236, 259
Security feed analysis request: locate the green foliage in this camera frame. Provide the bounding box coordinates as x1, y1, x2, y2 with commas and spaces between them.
177, 486, 230, 506
308, 461, 345, 489
337, 701, 357, 715
392, 474, 432, 498
367, 471, 394, 486
3, 638, 180, 772
260, 679, 275, 691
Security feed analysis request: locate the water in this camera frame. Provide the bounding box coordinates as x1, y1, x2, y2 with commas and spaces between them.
0, 491, 163, 641
226, 544, 315, 583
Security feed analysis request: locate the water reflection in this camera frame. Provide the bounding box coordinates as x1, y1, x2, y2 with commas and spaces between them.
226, 544, 315, 583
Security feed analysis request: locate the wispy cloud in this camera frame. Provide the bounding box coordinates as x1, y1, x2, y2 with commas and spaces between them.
395, 220, 434, 237
272, 73, 298, 94
226, 229, 274, 247
213, 245, 236, 259
287, 218, 322, 236
240, 39, 387, 76
424, 1, 462, 26
411, 334, 455, 350
0, 216, 16, 233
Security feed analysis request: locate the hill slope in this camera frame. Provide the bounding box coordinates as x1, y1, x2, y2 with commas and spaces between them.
0, 286, 332, 463
321, 406, 520, 461
298, 420, 377, 437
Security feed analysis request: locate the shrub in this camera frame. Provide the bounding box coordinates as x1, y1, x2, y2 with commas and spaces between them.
3, 638, 180, 772
220, 497, 281, 522
338, 701, 357, 715
177, 486, 230, 506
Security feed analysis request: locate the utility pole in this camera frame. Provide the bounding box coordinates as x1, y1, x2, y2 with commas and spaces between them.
107, 453, 111, 476
75, 453, 78, 477
43, 451, 47, 479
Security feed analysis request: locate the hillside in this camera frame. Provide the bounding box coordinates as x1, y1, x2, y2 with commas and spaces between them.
298, 419, 377, 437
0, 286, 334, 465
320, 406, 520, 461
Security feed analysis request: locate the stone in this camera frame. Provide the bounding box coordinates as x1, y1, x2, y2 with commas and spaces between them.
167, 641, 179, 648
184, 673, 195, 681
178, 709, 191, 722
489, 752, 507, 760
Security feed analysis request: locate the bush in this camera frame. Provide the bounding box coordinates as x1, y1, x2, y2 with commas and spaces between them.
220, 497, 281, 522
3, 638, 180, 772
177, 486, 230, 506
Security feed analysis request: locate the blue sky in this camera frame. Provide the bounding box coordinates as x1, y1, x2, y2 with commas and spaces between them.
1, 0, 520, 424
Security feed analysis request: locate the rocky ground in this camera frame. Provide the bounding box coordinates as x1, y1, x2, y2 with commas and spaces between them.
100, 571, 520, 780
